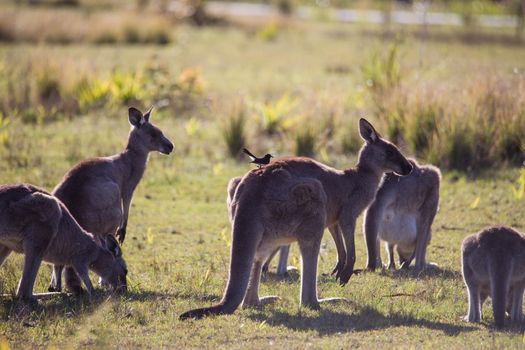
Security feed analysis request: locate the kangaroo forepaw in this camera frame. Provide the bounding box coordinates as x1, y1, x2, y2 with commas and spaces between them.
337, 266, 355, 286
116, 228, 126, 244
331, 261, 345, 276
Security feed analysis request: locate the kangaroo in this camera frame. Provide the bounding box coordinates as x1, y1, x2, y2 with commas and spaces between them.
49, 106, 173, 294
363, 159, 441, 271
462, 226, 525, 328
0, 184, 127, 301
228, 177, 291, 276
262, 246, 291, 276
180, 118, 412, 320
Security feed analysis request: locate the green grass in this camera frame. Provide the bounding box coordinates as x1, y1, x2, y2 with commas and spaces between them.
1, 10, 525, 349
1, 113, 525, 349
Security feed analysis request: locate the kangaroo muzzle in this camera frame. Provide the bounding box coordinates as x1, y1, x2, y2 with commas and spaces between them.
160, 138, 174, 155
400, 160, 413, 176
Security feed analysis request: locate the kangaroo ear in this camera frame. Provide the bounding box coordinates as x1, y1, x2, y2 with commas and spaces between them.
359, 118, 379, 143
129, 107, 146, 128
106, 235, 122, 257
143, 106, 153, 123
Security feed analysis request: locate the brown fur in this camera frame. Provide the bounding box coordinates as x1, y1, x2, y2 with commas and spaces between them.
49, 107, 173, 294
0, 184, 127, 301
180, 118, 412, 320
364, 159, 441, 271
229, 177, 291, 276
462, 226, 525, 328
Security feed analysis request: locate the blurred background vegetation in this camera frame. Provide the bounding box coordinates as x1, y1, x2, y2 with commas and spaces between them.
1, 2, 525, 348
0, 0, 524, 173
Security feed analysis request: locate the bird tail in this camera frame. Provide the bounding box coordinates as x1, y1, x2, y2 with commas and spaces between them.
242, 148, 257, 160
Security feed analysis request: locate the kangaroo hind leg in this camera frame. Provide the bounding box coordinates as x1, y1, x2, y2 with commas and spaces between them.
298, 215, 347, 309
462, 261, 482, 323
242, 249, 280, 309
509, 282, 525, 323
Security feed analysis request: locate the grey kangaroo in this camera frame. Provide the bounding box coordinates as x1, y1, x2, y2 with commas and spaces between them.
462, 226, 525, 329
228, 177, 291, 277
364, 159, 441, 271
49, 107, 173, 294
180, 118, 412, 320
0, 184, 127, 301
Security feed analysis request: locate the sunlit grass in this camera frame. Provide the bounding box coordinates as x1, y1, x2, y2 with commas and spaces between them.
0, 11, 525, 349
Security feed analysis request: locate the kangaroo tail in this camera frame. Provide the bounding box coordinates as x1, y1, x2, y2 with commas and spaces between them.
490, 255, 512, 329
242, 148, 257, 160
180, 210, 262, 320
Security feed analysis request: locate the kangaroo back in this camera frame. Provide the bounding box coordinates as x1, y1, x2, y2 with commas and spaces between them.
9, 191, 62, 224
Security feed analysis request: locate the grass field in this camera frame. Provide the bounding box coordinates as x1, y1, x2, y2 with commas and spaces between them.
1, 5, 525, 348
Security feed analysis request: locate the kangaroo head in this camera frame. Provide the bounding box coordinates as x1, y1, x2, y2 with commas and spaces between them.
358, 118, 412, 176
128, 107, 174, 155
103, 235, 128, 293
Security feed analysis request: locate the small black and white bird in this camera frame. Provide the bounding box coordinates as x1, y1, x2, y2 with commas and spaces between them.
243, 148, 273, 168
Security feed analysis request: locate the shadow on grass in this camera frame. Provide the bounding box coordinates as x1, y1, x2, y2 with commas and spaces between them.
388, 265, 462, 280
264, 264, 462, 283
352, 265, 462, 281
0, 289, 114, 323
262, 270, 300, 283
247, 305, 476, 336
170, 291, 221, 302
0, 287, 213, 320
124, 290, 180, 301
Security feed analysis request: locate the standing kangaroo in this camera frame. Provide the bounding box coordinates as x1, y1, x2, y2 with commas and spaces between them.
49, 107, 173, 294
363, 159, 441, 271
462, 226, 525, 329
180, 118, 412, 320
0, 184, 127, 301
228, 177, 291, 277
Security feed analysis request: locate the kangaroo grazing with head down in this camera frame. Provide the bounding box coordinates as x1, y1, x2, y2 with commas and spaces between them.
462, 226, 525, 329
49, 107, 173, 294
363, 159, 441, 271
0, 184, 127, 301
180, 118, 412, 320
